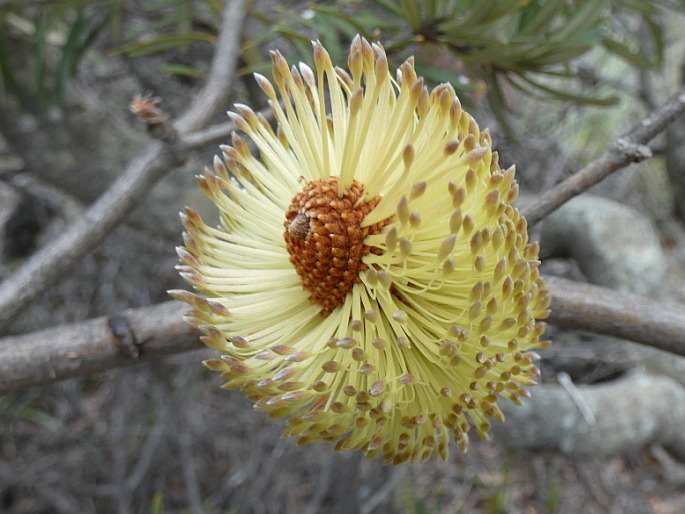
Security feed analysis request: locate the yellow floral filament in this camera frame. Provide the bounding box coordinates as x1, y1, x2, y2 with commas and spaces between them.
175, 35, 551, 465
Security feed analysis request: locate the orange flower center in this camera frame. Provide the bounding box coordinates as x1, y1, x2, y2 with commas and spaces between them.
284, 178, 388, 316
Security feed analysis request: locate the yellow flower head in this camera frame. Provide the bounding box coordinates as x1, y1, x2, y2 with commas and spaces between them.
175, 35, 551, 464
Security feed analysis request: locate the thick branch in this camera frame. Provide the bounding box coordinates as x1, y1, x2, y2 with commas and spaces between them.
0, 0, 246, 331
0, 301, 200, 392
523, 87, 685, 227
2, 277, 685, 392
545, 276, 685, 357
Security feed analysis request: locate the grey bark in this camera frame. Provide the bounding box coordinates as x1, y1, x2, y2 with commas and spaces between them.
0, 301, 200, 392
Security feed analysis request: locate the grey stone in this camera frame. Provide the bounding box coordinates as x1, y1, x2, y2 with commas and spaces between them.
539, 194, 666, 297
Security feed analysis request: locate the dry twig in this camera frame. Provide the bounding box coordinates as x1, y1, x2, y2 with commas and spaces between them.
0, 0, 246, 331
545, 276, 685, 357
523, 87, 685, 227
0, 301, 199, 392
180, 107, 274, 150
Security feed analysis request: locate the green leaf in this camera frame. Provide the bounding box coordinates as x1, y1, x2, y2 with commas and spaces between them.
370, 0, 405, 18
554, 0, 609, 41
473, 0, 531, 25
517, 0, 566, 36
644, 15, 665, 67
615, 0, 659, 15
112, 32, 216, 57
0, 31, 28, 108
313, 12, 345, 64
122, 11, 189, 41
601, 16, 663, 69
413, 60, 476, 93
15, 404, 63, 431
602, 38, 650, 68
32, 11, 50, 111
157, 62, 207, 79
398, 0, 421, 30
481, 71, 517, 140
313, 4, 394, 36
273, 26, 311, 46
150, 491, 164, 514
177, 0, 193, 43
518, 40, 597, 67
512, 72, 619, 106
424, 0, 438, 21
55, 9, 88, 103
274, 27, 314, 65
58, 7, 110, 101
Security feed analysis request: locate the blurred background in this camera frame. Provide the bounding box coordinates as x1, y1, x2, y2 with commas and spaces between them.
1, 0, 685, 512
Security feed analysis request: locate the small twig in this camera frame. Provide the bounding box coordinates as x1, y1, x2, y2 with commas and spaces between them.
649, 445, 685, 487
181, 120, 239, 150
111, 369, 136, 514
523, 86, 685, 227
179, 434, 204, 514
545, 276, 685, 358
180, 106, 274, 150
125, 389, 173, 493
0, 0, 246, 331
0, 142, 179, 331
557, 371, 595, 425
360, 467, 406, 514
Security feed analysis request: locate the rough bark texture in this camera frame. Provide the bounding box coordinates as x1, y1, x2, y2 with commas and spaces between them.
0, 301, 199, 391
545, 276, 685, 358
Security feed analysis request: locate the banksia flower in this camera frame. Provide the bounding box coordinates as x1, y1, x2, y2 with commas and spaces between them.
173, 35, 551, 464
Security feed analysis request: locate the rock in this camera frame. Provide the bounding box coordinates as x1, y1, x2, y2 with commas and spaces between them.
539, 195, 666, 297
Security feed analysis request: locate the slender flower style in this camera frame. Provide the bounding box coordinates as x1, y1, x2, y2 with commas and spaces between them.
173, 35, 551, 464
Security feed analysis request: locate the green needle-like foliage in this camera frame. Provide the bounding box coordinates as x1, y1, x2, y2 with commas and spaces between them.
0, 0, 683, 127
249, 0, 683, 133
0, 0, 111, 113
